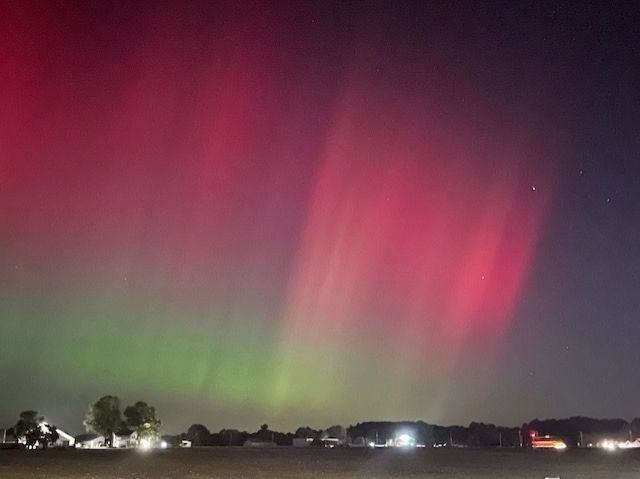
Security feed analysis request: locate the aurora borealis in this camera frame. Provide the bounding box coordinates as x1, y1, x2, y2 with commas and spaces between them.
2, 1, 640, 434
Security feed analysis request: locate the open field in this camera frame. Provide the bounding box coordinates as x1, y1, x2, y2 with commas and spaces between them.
2, 447, 640, 478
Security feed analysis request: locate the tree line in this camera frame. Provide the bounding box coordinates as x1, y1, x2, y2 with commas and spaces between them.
13, 411, 59, 448
180, 424, 347, 447
181, 418, 640, 448
345, 417, 640, 448
9, 395, 640, 449
83, 395, 161, 446
10, 395, 161, 448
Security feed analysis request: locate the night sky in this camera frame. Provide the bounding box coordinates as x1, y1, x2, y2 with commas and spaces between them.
2, 1, 640, 435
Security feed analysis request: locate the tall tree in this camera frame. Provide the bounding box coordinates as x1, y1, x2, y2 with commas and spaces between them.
13, 411, 59, 448
186, 424, 210, 446
124, 401, 161, 442
257, 424, 271, 441
14, 410, 42, 447
84, 396, 123, 447
39, 424, 59, 449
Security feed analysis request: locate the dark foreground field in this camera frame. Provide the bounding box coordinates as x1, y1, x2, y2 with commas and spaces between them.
2, 447, 640, 478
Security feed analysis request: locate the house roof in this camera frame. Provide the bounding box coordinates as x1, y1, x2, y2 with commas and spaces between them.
38, 422, 75, 443
54, 427, 75, 442
75, 433, 102, 443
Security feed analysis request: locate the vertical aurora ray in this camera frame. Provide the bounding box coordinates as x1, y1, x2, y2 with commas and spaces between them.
272, 51, 555, 422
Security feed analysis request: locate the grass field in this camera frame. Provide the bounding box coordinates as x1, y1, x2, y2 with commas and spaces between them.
1, 447, 640, 478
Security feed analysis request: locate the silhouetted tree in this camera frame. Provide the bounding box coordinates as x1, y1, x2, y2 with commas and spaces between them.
347, 421, 432, 445
186, 424, 211, 446
13, 411, 60, 448
520, 423, 530, 447
525, 416, 630, 446
40, 424, 59, 449
223, 429, 249, 446
631, 418, 640, 439
468, 422, 500, 447
432, 425, 449, 445
124, 401, 161, 442
14, 411, 42, 447
295, 426, 315, 438
256, 424, 272, 441
84, 396, 123, 447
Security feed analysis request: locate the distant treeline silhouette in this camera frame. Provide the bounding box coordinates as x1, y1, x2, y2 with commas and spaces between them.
175, 417, 640, 447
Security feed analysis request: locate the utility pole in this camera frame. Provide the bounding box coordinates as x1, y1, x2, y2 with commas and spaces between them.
499, 431, 503, 448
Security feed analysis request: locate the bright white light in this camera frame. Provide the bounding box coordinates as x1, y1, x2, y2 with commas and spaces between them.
160, 441, 168, 449
139, 439, 152, 450
396, 433, 415, 447
368, 441, 375, 448
617, 441, 640, 449
553, 443, 567, 450
601, 439, 616, 451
